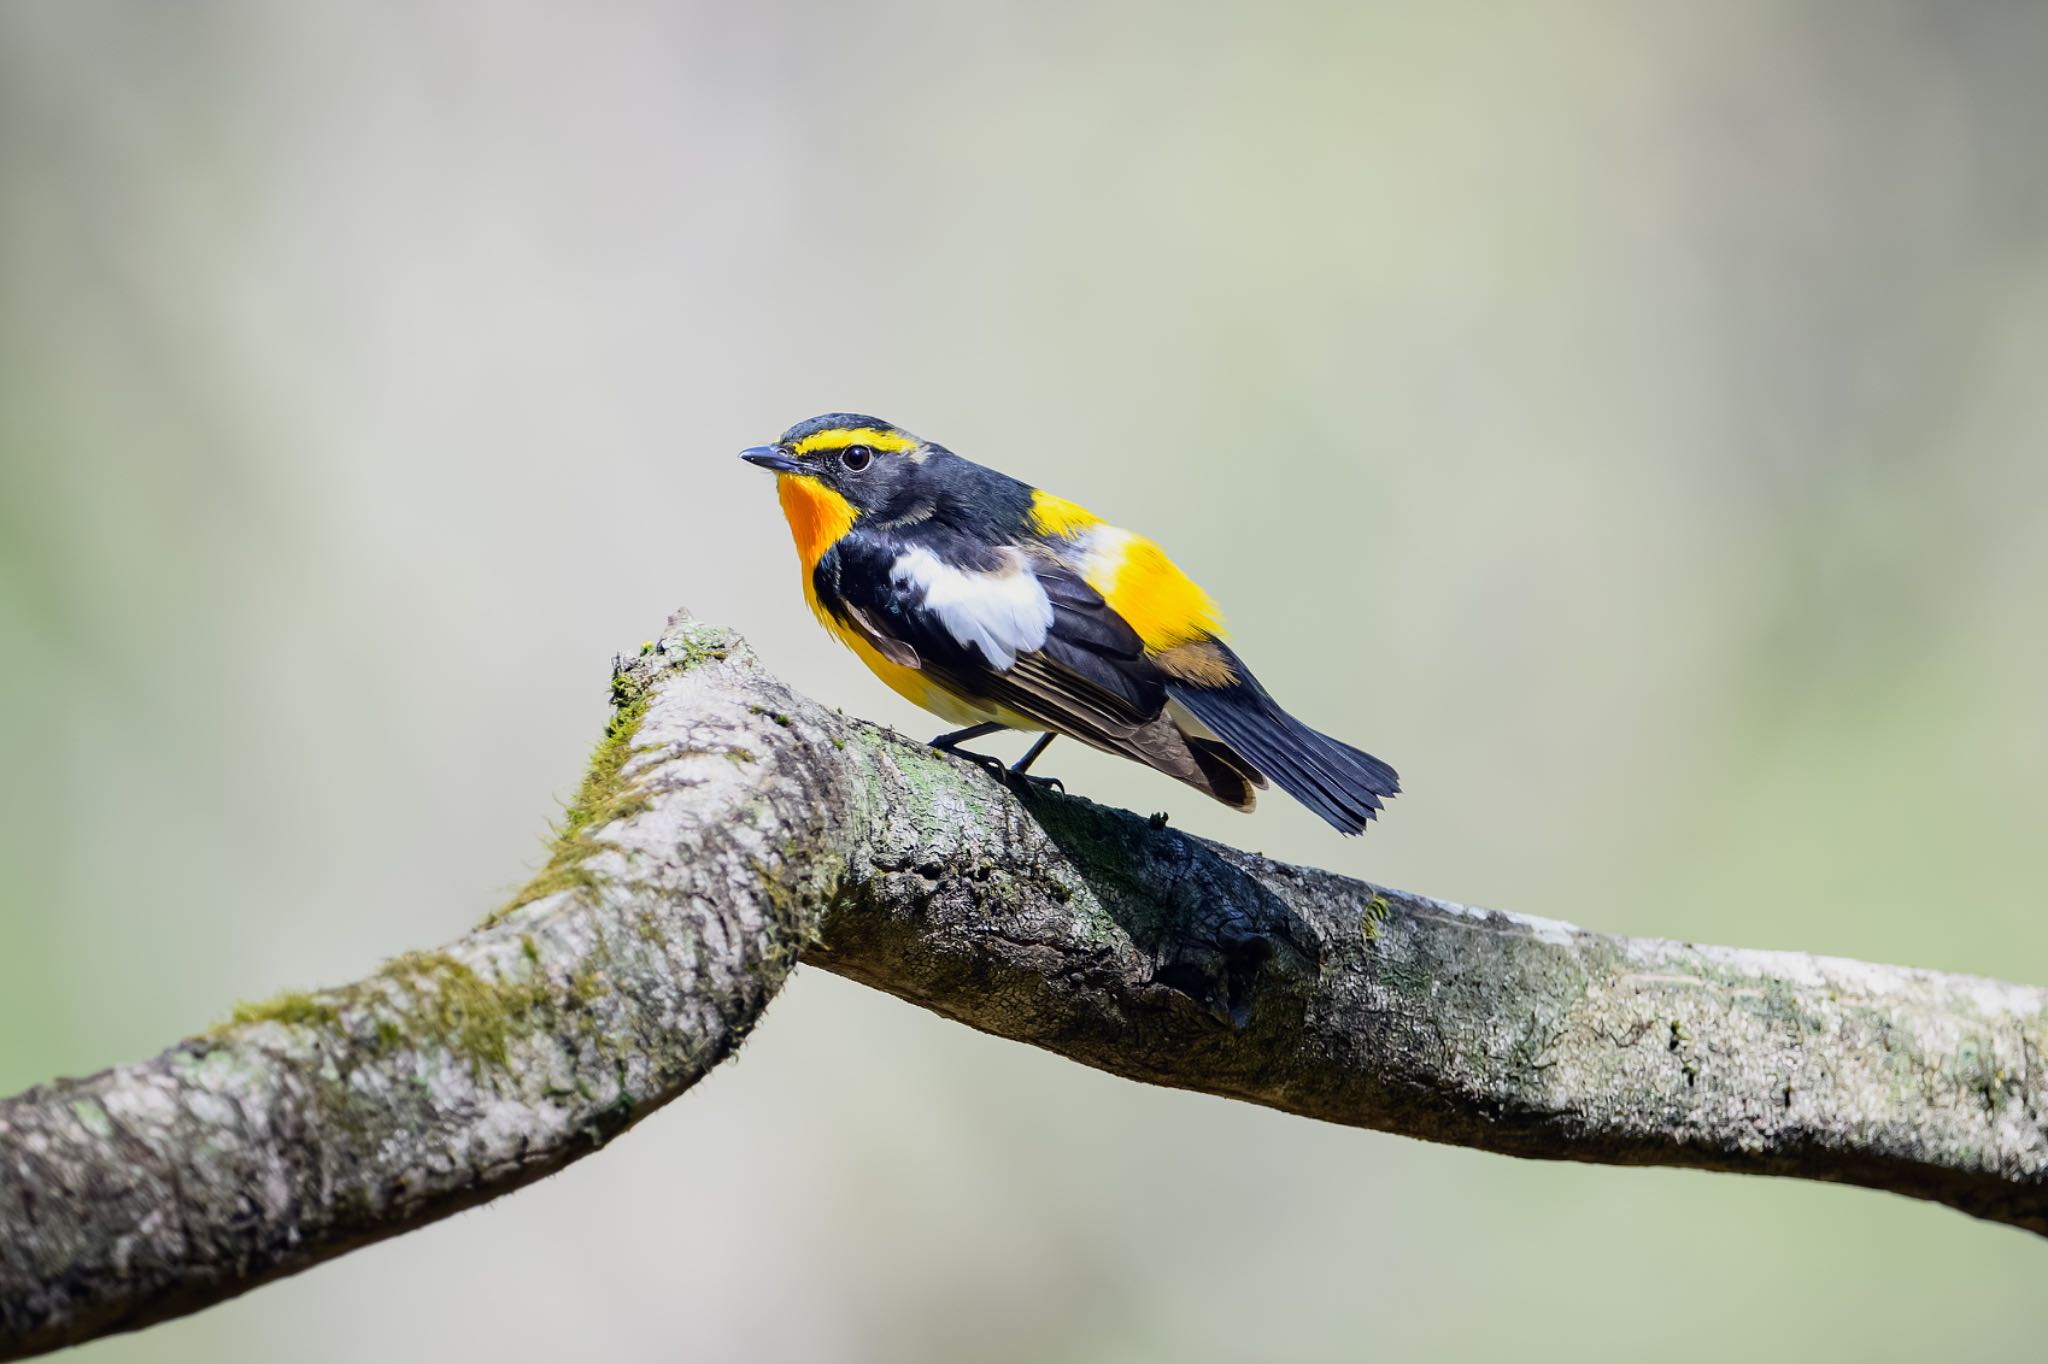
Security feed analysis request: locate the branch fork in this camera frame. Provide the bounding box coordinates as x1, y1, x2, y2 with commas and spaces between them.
3, 609, 2043, 1361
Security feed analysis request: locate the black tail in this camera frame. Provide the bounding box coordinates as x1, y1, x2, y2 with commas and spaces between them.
1166, 653, 1398, 835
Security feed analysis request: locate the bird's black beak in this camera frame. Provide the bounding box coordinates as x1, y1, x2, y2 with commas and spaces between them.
739, 445, 803, 474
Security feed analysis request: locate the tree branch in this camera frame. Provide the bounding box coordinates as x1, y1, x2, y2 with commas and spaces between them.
4, 610, 2044, 1359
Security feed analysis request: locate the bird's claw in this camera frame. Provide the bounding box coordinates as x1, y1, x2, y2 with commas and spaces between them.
953, 750, 1007, 780
1006, 770, 1064, 795
946, 749, 1064, 796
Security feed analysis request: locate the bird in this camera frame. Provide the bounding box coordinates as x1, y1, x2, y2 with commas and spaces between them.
738, 414, 1399, 834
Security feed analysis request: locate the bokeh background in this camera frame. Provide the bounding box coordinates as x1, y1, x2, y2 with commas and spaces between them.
5, 2, 2047, 1360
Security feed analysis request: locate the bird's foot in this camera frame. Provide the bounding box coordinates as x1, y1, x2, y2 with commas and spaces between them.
1005, 767, 1065, 795
941, 747, 1065, 796
948, 749, 1008, 781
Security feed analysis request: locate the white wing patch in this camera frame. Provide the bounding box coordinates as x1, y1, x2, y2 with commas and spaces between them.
891, 546, 1053, 670
1067, 525, 1136, 599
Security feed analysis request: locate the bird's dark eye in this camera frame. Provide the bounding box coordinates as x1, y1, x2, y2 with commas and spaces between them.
839, 444, 873, 472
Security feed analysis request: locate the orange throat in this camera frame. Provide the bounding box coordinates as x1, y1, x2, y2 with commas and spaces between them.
776, 473, 858, 614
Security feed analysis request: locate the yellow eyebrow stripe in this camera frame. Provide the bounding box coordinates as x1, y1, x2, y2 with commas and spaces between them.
790, 427, 919, 456
1028, 488, 1103, 538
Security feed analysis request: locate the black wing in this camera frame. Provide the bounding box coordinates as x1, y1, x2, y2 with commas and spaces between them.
815, 527, 1164, 739
816, 526, 1259, 807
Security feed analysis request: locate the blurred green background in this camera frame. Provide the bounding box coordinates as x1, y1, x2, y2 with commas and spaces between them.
4, 2, 2046, 1360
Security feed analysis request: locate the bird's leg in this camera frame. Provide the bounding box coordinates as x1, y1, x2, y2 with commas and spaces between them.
1010, 732, 1057, 773
927, 722, 1005, 752
927, 721, 1011, 782
1007, 733, 1064, 793
927, 723, 1063, 795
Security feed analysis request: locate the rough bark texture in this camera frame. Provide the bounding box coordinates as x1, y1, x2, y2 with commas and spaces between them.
3, 610, 2045, 1359
0, 618, 850, 1360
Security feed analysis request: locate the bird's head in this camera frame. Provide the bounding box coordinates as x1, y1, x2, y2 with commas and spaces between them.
738, 413, 940, 523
